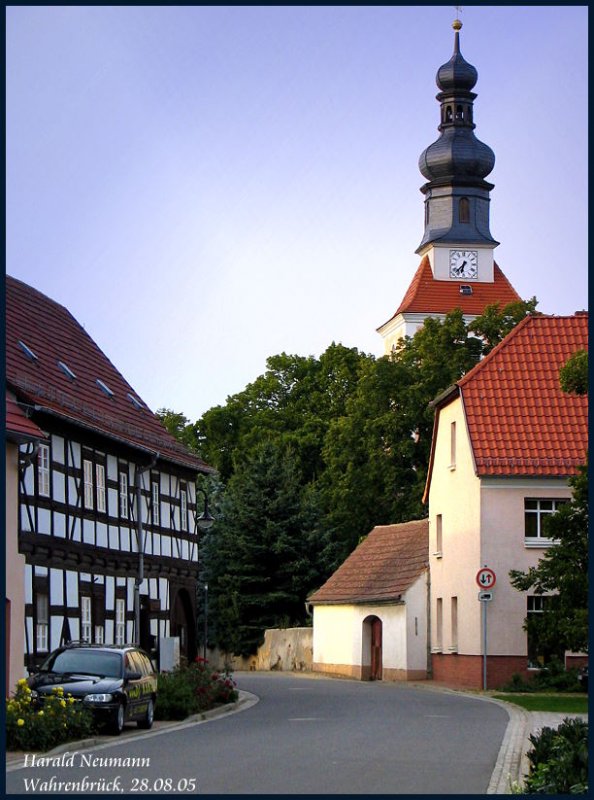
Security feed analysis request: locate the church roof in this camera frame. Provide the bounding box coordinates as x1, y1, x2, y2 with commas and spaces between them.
379, 256, 521, 330
6, 275, 212, 474
425, 313, 588, 490
6, 393, 47, 443
308, 519, 428, 605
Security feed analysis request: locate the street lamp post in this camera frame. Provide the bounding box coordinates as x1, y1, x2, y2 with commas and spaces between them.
195, 487, 214, 661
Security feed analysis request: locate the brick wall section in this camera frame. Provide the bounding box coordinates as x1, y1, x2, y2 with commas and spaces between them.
432, 654, 531, 689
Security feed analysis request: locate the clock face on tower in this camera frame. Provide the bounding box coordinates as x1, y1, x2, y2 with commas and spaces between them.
449, 249, 479, 279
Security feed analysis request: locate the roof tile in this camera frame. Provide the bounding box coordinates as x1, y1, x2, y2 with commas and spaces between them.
6, 276, 211, 473
380, 256, 521, 327
459, 314, 588, 477
308, 519, 428, 604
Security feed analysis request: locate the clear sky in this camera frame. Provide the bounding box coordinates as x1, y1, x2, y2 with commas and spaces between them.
7, 5, 588, 422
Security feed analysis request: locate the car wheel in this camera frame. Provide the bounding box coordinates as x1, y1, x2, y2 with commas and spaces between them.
138, 698, 154, 730
111, 701, 125, 735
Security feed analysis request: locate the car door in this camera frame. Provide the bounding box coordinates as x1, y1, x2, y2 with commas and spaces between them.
124, 651, 144, 720
130, 650, 153, 719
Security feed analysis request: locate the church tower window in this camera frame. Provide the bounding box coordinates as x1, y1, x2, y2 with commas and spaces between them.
459, 197, 470, 224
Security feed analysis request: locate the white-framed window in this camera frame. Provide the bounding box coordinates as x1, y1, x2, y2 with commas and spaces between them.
524, 499, 567, 546
450, 596, 458, 652
83, 459, 94, 509
96, 463, 106, 513
38, 444, 50, 497
449, 422, 456, 469
527, 595, 550, 668
115, 598, 126, 645
94, 625, 104, 644
180, 486, 188, 531
81, 596, 92, 642
152, 481, 160, 526
435, 597, 443, 652
435, 514, 443, 557
36, 593, 49, 652
119, 472, 129, 518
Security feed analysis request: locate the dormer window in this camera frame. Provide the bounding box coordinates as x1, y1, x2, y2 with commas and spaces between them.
127, 393, 144, 410
96, 379, 114, 398
18, 340, 38, 362
57, 360, 76, 381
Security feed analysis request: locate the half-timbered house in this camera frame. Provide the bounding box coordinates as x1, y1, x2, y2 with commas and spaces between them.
6, 276, 213, 679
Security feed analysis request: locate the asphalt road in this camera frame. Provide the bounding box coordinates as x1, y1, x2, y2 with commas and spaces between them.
6, 672, 509, 795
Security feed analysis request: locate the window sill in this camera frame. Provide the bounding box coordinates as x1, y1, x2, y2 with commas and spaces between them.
524, 539, 555, 548
448, 646, 458, 653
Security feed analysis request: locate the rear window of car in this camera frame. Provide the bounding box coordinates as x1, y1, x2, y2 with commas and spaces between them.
44, 650, 122, 678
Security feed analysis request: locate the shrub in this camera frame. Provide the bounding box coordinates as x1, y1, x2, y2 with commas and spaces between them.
6, 679, 95, 752
155, 658, 238, 721
523, 717, 588, 794
500, 659, 582, 693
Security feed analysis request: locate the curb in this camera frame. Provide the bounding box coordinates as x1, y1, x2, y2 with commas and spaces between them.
6, 690, 259, 771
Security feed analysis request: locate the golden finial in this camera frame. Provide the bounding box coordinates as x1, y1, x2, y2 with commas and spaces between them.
453, 6, 463, 31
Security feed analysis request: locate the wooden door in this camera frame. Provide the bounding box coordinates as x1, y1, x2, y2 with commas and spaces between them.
370, 617, 382, 680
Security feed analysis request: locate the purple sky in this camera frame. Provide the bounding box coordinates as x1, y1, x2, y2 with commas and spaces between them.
7, 6, 588, 421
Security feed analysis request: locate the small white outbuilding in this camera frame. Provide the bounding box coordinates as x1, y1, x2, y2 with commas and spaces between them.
308, 519, 429, 681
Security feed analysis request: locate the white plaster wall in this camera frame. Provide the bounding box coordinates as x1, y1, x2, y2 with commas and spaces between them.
479, 478, 572, 655
405, 574, 429, 671
6, 442, 27, 689
313, 603, 412, 672
313, 605, 361, 666
428, 397, 483, 655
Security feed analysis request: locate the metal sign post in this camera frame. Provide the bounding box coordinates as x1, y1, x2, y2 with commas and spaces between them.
476, 568, 496, 691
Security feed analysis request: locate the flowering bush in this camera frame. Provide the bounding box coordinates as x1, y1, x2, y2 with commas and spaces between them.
6, 679, 94, 752
155, 658, 238, 720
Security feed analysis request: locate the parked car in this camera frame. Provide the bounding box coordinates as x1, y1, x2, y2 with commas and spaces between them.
28, 643, 157, 734
578, 665, 588, 692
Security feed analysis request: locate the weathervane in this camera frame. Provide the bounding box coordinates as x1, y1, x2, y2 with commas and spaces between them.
454, 5, 463, 30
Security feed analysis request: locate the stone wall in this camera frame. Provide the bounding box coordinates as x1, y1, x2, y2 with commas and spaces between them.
207, 627, 313, 673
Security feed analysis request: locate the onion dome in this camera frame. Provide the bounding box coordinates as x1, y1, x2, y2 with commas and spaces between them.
416, 18, 498, 252
436, 20, 478, 93
419, 129, 495, 185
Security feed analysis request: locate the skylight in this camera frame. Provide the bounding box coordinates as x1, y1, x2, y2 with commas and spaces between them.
96, 379, 114, 398
18, 340, 38, 362
57, 360, 76, 381
127, 393, 144, 410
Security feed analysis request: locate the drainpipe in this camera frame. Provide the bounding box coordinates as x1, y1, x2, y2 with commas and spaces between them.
18, 442, 39, 477
426, 567, 432, 679
134, 453, 159, 645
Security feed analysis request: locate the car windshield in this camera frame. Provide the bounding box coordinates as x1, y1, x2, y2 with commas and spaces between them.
43, 650, 122, 678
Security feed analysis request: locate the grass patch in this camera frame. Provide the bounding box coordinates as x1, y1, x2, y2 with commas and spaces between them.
492, 693, 589, 713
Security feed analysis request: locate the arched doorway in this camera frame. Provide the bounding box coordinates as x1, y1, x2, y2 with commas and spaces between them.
171, 587, 196, 661
362, 615, 383, 680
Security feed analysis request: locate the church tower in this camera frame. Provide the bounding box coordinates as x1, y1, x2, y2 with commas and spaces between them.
378, 18, 520, 353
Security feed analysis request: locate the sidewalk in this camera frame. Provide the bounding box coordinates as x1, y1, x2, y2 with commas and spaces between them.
6, 690, 258, 770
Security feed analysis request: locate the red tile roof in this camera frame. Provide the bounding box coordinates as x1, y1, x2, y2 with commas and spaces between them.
379, 256, 521, 328
308, 520, 428, 605
426, 314, 588, 484
6, 393, 47, 442
6, 276, 212, 473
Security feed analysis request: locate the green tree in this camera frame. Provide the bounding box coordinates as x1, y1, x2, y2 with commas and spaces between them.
201, 441, 321, 656
559, 349, 588, 395
509, 352, 588, 655
469, 297, 538, 354
509, 463, 588, 654
156, 408, 200, 453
